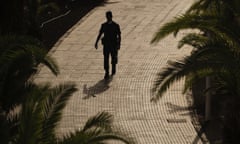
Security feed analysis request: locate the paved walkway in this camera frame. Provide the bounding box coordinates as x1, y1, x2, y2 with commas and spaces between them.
35, 0, 203, 143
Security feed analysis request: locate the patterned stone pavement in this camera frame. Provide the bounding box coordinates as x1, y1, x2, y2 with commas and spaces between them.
35, 0, 203, 143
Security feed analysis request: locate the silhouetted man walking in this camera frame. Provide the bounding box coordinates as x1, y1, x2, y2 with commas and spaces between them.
95, 11, 121, 79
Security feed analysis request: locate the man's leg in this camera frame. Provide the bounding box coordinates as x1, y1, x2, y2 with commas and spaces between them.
111, 50, 118, 75
103, 49, 110, 79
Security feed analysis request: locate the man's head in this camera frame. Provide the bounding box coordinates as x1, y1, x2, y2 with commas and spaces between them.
106, 11, 112, 22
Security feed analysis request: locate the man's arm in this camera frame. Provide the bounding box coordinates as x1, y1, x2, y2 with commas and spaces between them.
95, 32, 103, 49
95, 25, 104, 49
117, 24, 121, 50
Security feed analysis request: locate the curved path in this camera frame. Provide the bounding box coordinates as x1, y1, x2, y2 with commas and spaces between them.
35, 0, 203, 143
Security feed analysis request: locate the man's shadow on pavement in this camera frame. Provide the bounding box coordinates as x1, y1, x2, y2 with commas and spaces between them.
82, 77, 113, 99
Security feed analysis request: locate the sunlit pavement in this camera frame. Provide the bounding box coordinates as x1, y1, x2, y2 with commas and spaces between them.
35, 0, 203, 143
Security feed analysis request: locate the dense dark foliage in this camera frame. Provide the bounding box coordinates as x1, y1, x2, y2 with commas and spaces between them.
41, 0, 106, 48
151, 0, 240, 142
0, 0, 106, 47
0, 1, 135, 144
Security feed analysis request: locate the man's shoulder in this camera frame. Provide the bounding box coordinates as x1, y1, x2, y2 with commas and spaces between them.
112, 21, 119, 26
101, 22, 107, 27
102, 21, 119, 26
102, 22, 108, 25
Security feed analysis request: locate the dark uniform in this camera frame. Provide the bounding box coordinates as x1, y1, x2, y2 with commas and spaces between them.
100, 21, 121, 75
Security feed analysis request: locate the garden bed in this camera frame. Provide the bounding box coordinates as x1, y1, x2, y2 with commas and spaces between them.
41, 0, 106, 49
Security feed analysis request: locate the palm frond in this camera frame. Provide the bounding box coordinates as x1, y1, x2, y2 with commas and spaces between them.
183, 70, 223, 94
183, 73, 197, 94
151, 44, 237, 102
187, 0, 223, 14
41, 83, 77, 142
59, 111, 135, 144
21, 44, 60, 76
60, 127, 135, 144
151, 61, 215, 102
215, 71, 240, 96
178, 29, 240, 56
17, 86, 46, 144
42, 55, 59, 76
177, 33, 208, 49
0, 35, 59, 77
186, 0, 206, 14
183, 33, 240, 57
151, 13, 218, 43
59, 130, 88, 144
7, 105, 21, 129
0, 35, 59, 111
14, 83, 77, 143
151, 60, 190, 102
151, 12, 240, 53
87, 133, 135, 144
83, 111, 113, 132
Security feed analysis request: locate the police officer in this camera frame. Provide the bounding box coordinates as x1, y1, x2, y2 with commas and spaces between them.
95, 11, 121, 79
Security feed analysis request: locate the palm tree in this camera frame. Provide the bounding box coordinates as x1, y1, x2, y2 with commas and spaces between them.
151, 12, 240, 100
0, 35, 59, 112
2, 83, 134, 144
151, 0, 240, 142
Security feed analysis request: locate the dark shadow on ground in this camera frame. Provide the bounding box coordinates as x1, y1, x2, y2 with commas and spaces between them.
191, 119, 223, 144
82, 77, 113, 99
165, 102, 193, 116
41, 0, 108, 49
104, 1, 120, 5
165, 102, 210, 143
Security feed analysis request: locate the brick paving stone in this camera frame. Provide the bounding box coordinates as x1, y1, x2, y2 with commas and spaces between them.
35, 0, 204, 143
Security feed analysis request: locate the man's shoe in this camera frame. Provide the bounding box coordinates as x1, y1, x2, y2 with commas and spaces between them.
104, 73, 110, 79
112, 71, 116, 76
